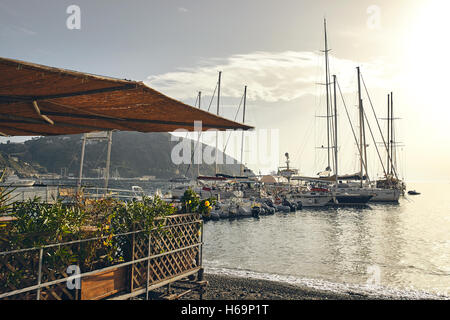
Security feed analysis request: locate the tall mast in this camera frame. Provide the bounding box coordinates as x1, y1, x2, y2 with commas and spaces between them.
197, 91, 201, 177
362, 99, 368, 180
357, 66, 365, 187
386, 94, 391, 178
323, 18, 331, 170
215, 71, 221, 175
333, 74, 338, 183
390, 92, 394, 176
240, 85, 247, 176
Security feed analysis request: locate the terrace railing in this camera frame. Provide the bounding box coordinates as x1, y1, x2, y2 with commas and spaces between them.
0, 213, 204, 300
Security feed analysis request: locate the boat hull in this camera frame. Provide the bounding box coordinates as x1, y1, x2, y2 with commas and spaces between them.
293, 195, 333, 207
333, 194, 373, 205
0, 181, 35, 187
288, 191, 333, 207
370, 189, 401, 202
335, 186, 400, 203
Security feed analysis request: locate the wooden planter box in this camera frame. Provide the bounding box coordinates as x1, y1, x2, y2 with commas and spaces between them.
81, 266, 128, 300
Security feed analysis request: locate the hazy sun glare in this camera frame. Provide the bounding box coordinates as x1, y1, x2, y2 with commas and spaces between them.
405, 1, 450, 118
400, 0, 450, 180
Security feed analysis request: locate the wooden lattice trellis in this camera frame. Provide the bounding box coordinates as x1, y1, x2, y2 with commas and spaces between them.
0, 250, 39, 300
130, 213, 202, 292
0, 245, 78, 300
1, 213, 204, 300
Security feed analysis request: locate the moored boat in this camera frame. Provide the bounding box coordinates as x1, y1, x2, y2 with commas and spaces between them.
0, 174, 35, 187
332, 193, 373, 205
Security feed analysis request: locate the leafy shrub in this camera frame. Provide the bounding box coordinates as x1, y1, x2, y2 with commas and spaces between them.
180, 187, 200, 213
1, 194, 177, 290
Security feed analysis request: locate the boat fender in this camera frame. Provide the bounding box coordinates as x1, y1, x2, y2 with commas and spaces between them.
251, 206, 261, 217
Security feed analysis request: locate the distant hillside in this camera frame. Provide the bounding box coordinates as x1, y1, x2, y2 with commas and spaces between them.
0, 132, 250, 179
0, 151, 46, 178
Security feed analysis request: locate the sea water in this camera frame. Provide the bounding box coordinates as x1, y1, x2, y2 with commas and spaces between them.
29, 179, 449, 298
202, 182, 450, 299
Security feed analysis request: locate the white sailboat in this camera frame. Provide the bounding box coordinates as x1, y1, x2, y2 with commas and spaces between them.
314, 20, 373, 205
0, 174, 35, 187
315, 20, 400, 203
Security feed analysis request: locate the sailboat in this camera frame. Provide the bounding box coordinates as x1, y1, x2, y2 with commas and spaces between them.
330, 67, 398, 203
0, 173, 35, 187
335, 68, 404, 202
313, 20, 402, 203
316, 19, 373, 205
373, 92, 406, 197
193, 75, 249, 200
284, 19, 373, 206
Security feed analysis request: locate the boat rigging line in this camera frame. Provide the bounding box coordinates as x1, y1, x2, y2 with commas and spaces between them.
336, 78, 371, 184
223, 89, 245, 154
361, 93, 388, 179
360, 72, 399, 181
184, 77, 220, 177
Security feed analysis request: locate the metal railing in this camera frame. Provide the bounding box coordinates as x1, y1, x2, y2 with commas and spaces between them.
79, 187, 146, 201
4, 186, 60, 205
0, 213, 203, 300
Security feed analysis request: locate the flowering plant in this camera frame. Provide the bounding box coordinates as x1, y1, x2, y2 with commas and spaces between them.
198, 197, 216, 217
180, 188, 200, 213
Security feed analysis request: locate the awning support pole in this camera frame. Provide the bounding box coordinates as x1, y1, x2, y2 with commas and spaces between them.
77, 134, 87, 191
104, 131, 113, 193
32, 101, 54, 125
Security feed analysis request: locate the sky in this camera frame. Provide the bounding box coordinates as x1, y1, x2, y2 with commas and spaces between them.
0, 0, 449, 181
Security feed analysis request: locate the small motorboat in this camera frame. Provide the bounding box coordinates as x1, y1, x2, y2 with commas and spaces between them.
275, 205, 291, 213
251, 206, 261, 217
260, 203, 275, 215
0, 174, 35, 187
218, 208, 230, 219
210, 210, 221, 220
407, 190, 420, 195
282, 199, 297, 212
238, 206, 252, 217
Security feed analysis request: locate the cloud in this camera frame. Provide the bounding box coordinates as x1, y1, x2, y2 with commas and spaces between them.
0, 23, 37, 37
177, 7, 189, 13
145, 51, 394, 103
15, 26, 37, 36
0, 3, 36, 36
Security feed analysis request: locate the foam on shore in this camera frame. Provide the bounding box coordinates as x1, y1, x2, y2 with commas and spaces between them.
204, 266, 449, 300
